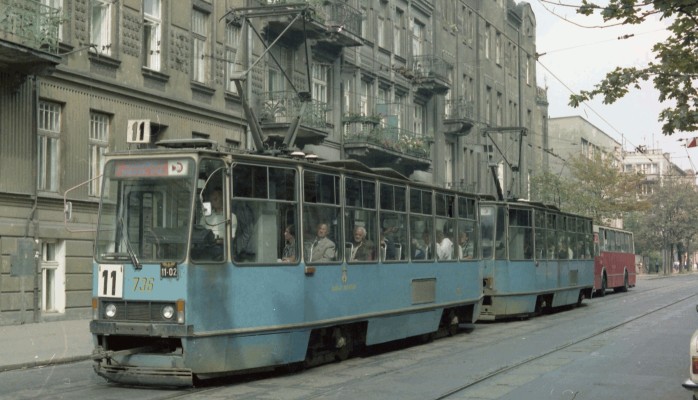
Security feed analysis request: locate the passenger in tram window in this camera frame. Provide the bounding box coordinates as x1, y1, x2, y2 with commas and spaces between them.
380, 226, 398, 260
412, 231, 433, 260
458, 231, 474, 259
435, 230, 454, 260
281, 224, 297, 263
307, 222, 336, 263
350, 226, 375, 261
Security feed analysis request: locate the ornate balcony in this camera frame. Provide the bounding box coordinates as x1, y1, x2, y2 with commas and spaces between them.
443, 97, 475, 135
257, 91, 331, 146
0, 0, 62, 78
258, 0, 363, 50
395, 55, 451, 96
343, 123, 431, 176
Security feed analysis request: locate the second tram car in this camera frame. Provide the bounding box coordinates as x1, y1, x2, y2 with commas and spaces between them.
478, 200, 595, 320
593, 225, 636, 295
89, 140, 483, 386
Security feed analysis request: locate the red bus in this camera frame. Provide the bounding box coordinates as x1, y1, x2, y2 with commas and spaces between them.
593, 225, 636, 296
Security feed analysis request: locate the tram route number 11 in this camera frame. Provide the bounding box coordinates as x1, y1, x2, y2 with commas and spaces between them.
98, 265, 124, 298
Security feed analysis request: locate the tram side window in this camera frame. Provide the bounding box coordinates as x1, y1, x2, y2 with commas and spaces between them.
410, 188, 434, 261
508, 208, 532, 260
495, 206, 507, 260
434, 192, 455, 261
574, 219, 588, 258
457, 196, 477, 260
304, 171, 341, 264
229, 164, 298, 264
192, 159, 227, 262
480, 206, 495, 259
380, 183, 407, 262
546, 213, 557, 259
345, 177, 377, 263
534, 210, 545, 260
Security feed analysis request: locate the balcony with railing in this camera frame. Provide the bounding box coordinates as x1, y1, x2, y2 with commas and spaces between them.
257, 0, 363, 49
0, 0, 62, 76
343, 121, 431, 175
256, 91, 331, 145
443, 97, 475, 135
395, 55, 451, 95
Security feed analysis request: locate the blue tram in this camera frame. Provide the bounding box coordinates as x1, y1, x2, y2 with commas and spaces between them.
90, 139, 483, 386
477, 200, 594, 320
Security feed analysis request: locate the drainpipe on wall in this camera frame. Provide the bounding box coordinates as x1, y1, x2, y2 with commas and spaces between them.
29, 74, 40, 323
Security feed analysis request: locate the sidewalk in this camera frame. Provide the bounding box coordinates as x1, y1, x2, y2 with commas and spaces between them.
0, 319, 93, 373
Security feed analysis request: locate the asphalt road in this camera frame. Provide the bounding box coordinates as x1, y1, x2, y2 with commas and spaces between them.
0, 274, 694, 400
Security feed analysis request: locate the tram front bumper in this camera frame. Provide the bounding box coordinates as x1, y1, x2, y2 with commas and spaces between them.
90, 320, 193, 337
683, 378, 698, 392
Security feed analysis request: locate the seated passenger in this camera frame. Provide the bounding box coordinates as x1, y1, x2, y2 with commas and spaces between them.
435, 230, 454, 260
350, 226, 375, 261
281, 224, 296, 263
307, 223, 336, 263
458, 231, 474, 259
412, 231, 433, 260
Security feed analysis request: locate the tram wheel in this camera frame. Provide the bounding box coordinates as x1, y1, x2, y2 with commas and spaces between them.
598, 276, 607, 297
615, 273, 629, 293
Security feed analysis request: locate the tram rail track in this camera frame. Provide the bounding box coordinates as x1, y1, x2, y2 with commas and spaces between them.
128, 276, 698, 400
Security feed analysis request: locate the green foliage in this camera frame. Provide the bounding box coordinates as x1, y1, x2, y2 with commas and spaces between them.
570, 0, 698, 134
531, 153, 648, 223
625, 178, 698, 262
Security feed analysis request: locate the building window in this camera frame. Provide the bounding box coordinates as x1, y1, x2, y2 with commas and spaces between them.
267, 45, 288, 92
192, 9, 209, 83
41, 241, 65, 313
312, 63, 328, 104
526, 56, 531, 85
91, 0, 112, 55
445, 143, 454, 187
312, 63, 329, 123
143, 0, 161, 71
89, 112, 109, 197
225, 23, 241, 94
496, 92, 502, 125
495, 32, 501, 65
413, 103, 424, 136
485, 86, 492, 125
394, 9, 403, 56
377, 17, 385, 48
484, 25, 491, 59
38, 101, 61, 192
42, 0, 63, 42
395, 93, 404, 129
360, 80, 369, 115
361, 7, 368, 38
412, 19, 424, 56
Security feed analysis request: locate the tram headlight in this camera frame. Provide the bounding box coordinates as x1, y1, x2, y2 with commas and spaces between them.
162, 305, 175, 320
104, 303, 117, 319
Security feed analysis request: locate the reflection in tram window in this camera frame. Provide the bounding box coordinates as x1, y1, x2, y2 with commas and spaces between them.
508, 208, 532, 260
229, 164, 297, 264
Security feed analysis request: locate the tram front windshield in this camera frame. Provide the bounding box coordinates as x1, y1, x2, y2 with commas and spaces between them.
95, 158, 195, 264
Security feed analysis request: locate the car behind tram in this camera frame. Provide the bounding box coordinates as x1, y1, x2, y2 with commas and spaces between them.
593, 225, 636, 296
477, 200, 595, 320
89, 139, 483, 386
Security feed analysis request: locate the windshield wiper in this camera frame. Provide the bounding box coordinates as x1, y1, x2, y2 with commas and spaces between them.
118, 216, 142, 270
